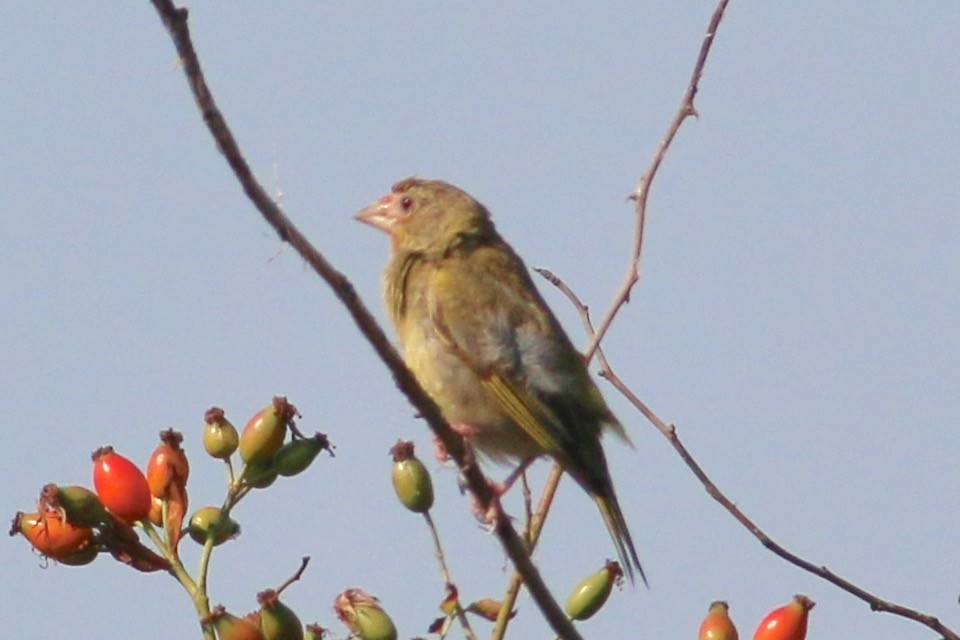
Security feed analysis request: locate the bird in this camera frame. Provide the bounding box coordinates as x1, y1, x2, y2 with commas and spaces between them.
356, 177, 645, 584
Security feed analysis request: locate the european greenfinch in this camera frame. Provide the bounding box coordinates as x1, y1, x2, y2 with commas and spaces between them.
357, 177, 644, 584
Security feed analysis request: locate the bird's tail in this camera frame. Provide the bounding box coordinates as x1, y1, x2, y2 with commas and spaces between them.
595, 488, 647, 586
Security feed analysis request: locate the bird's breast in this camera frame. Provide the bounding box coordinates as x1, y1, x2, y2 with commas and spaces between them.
399, 315, 544, 463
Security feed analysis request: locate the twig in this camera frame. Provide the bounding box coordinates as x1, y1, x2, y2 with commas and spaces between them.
196, 535, 216, 603
492, 463, 565, 640
141, 520, 215, 640
423, 512, 478, 640
148, 3, 580, 638
276, 556, 310, 596
582, 0, 732, 363
540, 268, 960, 640
520, 472, 533, 543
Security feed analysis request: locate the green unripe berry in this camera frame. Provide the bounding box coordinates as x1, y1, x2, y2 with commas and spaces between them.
258, 589, 304, 640
389, 440, 433, 513
274, 433, 331, 477
44, 484, 110, 528
239, 397, 296, 464
334, 589, 397, 640
244, 459, 279, 489
203, 407, 239, 459
188, 506, 240, 546
565, 561, 622, 621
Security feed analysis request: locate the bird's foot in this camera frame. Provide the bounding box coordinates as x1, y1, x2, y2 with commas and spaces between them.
472, 458, 536, 530
431, 434, 453, 466
466, 485, 511, 533
491, 456, 536, 497
431, 423, 479, 467
449, 421, 480, 438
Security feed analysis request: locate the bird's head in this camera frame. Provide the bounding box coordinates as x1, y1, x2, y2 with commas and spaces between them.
356, 178, 494, 254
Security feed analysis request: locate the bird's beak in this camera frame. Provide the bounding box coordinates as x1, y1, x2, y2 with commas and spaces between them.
355, 195, 396, 234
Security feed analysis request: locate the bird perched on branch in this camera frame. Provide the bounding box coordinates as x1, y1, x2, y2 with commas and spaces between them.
356, 177, 645, 584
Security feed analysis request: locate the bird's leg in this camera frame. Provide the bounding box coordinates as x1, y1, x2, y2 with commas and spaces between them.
437, 422, 534, 530
474, 456, 538, 529
432, 422, 480, 468
490, 456, 536, 498
448, 421, 481, 438
431, 434, 455, 466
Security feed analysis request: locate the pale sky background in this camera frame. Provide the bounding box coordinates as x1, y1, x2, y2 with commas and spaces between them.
2, 3, 959, 639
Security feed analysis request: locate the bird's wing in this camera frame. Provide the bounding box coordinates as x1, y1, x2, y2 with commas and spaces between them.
426, 243, 602, 457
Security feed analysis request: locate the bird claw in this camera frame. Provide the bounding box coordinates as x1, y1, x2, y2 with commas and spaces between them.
467, 491, 495, 530
467, 485, 510, 533
431, 434, 453, 466
484, 486, 511, 530
449, 422, 480, 438
432, 424, 479, 468
487, 480, 510, 499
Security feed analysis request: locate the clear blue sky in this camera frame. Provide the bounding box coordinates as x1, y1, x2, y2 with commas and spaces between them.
2, 3, 958, 639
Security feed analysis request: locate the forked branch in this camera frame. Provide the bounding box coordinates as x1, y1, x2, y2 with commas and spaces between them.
583, 0, 732, 363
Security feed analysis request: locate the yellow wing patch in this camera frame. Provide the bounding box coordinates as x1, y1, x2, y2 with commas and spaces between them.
480, 372, 559, 454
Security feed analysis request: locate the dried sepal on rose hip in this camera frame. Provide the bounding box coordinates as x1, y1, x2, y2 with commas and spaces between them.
303, 623, 328, 640
334, 588, 397, 640
99, 522, 170, 573
244, 610, 262, 629
163, 491, 188, 550
239, 397, 298, 465
273, 432, 332, 477
91, 446, 152, 523
428, 583, 464, 635
700, 600, 739, 640
147, 496, 164, 526
93, 513, 162, 572
389, 440, 434, 513
565, 560, 623, 621
438, 582, 460, 617
148, 493, 188, 540
257, 588, 304, 640
204, 406, 240, 459
753, 595, 815, 640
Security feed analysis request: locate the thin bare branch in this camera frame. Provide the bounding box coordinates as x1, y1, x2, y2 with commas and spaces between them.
423, 512, 479, 640
535, 268, 670, 438
583, 0, 732, 363
492, 463, 565, 640
275, 556, 310, 596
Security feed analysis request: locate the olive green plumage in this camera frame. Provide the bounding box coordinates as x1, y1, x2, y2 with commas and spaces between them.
357, 177, 645, 584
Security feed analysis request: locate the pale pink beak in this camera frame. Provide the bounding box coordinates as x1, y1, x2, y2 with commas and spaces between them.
355, 194, 397, 234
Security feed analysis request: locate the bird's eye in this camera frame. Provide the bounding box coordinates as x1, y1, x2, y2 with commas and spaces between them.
400, 196, 413, 211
